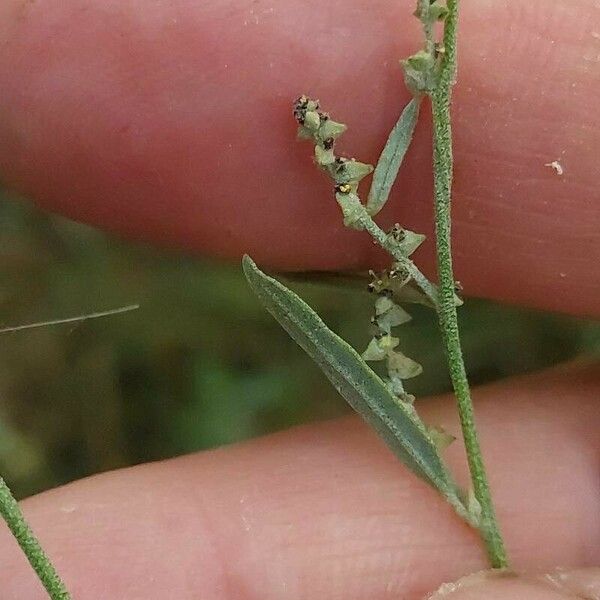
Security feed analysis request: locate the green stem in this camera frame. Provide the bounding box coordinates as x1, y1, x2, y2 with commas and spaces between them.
0, 477, 71, 599
430, 0, 508, 569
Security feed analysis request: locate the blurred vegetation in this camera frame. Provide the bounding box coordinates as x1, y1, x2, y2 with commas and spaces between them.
0, 192, 597, 499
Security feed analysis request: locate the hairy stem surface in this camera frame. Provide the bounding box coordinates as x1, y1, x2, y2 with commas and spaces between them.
0, 477, 71, 599
430, 0, 508, 568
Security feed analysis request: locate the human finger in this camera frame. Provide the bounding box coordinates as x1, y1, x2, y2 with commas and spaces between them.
0, 363, 598, 598
0, 1, 598, 315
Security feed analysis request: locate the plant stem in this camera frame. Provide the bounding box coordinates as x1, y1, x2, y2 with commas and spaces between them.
430, 0, 508, 569
0, 477, 71, 599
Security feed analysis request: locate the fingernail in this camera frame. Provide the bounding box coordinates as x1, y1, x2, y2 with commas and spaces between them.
426, 570, 517, 599
426, 567, 600, 599
541, 567, 600, 600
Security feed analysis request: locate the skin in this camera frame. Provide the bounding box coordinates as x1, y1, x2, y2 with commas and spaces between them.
0, 0, 597, 598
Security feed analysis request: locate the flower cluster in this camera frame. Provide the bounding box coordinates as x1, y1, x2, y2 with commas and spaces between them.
294, 97, 433, 403
293, 96, 374, 228
402, 0, 450, 94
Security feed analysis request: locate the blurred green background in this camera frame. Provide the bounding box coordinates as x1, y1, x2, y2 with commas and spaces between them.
0, 190, 598, 499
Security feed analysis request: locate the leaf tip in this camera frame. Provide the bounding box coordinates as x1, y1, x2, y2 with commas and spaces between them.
241, 254, 256, 275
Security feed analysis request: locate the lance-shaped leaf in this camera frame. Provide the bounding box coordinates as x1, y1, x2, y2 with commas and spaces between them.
242, 255, 462, 504
367, 98, 421, 216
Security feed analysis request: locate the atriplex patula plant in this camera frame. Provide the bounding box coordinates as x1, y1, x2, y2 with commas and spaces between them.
0, 1, 507, 598
244, 0, 509, 569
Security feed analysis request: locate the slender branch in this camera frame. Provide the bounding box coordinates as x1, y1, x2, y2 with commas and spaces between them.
430, 0, 508, 568
359, 215, 439, 305
0, 304, 140, 334
0, 477, 71, 598
0, 305, 139, 596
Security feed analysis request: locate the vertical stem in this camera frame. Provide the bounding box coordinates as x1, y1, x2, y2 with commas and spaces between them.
0, 477, 71, 599
430, 0, 508, 569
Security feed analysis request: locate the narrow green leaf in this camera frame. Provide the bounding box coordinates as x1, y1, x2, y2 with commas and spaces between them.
367, 98, 421, 216
242, 255, 459, 501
